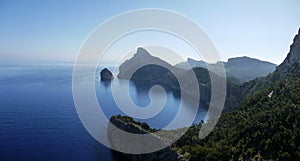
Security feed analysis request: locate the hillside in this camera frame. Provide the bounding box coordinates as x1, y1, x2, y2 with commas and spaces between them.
175, 28, 300, 160
110, 75, 300, 160
175, 75, 300, 160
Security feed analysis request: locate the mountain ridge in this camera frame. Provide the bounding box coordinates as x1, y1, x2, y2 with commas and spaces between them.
276, 28, 300, 76
176, 56, 277, 83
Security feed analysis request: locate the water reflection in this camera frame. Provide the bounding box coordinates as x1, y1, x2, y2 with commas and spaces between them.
130, 80, 181, 99
100, 79, 112, 89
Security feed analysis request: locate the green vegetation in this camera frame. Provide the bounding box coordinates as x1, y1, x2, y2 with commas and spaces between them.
175, 75, 300, 160
114, 114, 158, 133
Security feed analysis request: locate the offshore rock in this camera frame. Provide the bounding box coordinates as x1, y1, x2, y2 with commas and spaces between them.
100, 68, 114, 81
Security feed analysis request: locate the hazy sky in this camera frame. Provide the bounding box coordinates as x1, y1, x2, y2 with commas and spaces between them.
0, 0, 300, 65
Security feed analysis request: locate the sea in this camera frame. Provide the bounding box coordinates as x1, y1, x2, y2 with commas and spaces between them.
0, 65, 207, 161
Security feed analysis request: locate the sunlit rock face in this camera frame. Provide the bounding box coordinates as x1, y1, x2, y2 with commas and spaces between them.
277, 28, 300, 76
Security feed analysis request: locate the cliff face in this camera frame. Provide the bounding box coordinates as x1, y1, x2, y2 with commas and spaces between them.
107, 116, 180, 161
277, 28, 300, 76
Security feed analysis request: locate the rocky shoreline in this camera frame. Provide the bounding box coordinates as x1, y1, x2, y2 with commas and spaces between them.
107, 115, 181, 161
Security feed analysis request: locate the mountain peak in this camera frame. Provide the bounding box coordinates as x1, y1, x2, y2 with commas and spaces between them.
136, 47, 151, 56
286, 29, 300, 64
277, 28, 300, 74
118, 47, 173, 79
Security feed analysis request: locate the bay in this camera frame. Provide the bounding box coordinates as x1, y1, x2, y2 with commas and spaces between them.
0, 65, 207, 161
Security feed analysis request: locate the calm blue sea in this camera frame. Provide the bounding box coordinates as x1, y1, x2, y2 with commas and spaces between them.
0, 65, 207, 161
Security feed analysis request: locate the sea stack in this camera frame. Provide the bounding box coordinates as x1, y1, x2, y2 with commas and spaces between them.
100, 68, 114, 81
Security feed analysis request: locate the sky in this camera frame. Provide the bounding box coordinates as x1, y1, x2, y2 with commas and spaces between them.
0, 0, 300, 65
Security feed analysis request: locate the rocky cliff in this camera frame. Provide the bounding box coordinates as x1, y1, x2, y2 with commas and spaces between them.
276, 28, 300, 76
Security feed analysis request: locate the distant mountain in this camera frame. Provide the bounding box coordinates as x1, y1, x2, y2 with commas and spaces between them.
118, 47, 180, 80
175, 58, 207, 69
117, 47, 216, 106
226, 56, 276, 83
175, 56, 277, 83
118, 47, 187, 94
